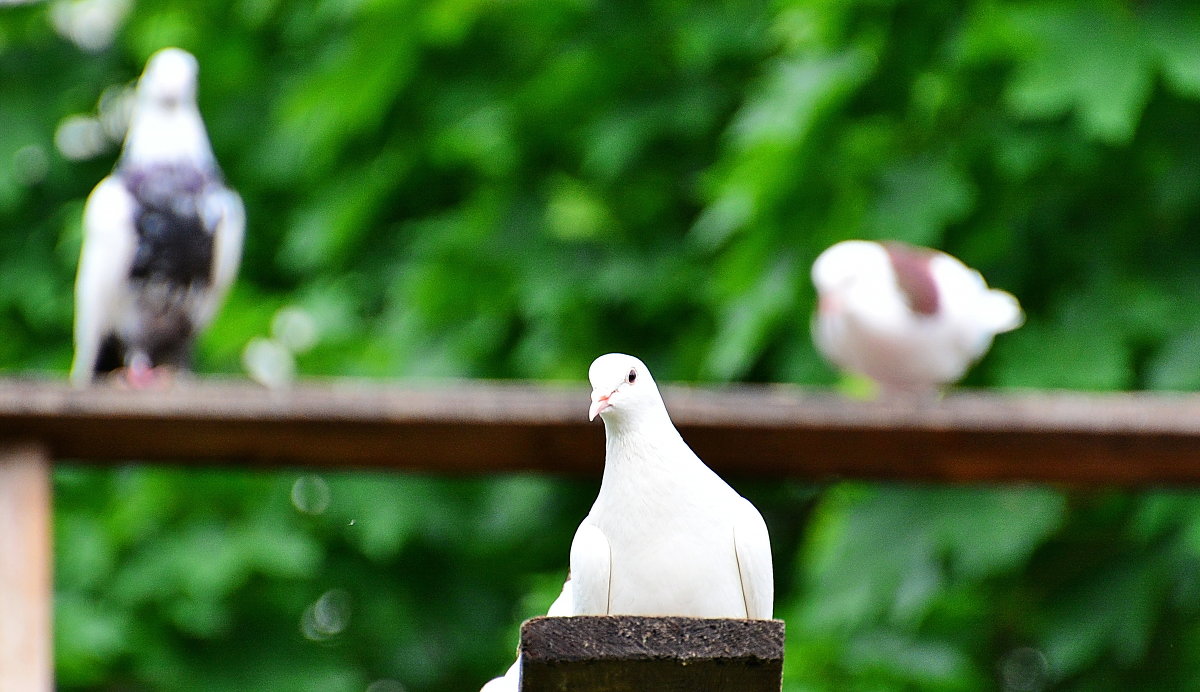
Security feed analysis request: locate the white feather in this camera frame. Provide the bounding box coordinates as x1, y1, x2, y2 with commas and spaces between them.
479, 662, 519, 692
195, 186, 245, 327
812, 240, 1023, 391
479, 353, 775, 690
70, 177, 138, 385
122, 48, 214, 169
582, 353, 773, 618
567, 521, 612, 615
732, 496, 774, 620
71, 47, 243, 383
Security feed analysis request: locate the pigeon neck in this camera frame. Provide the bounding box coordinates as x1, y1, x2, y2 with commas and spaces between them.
121, 104, 216, 171
594, 413, 711, 518
601, 410, 690, 472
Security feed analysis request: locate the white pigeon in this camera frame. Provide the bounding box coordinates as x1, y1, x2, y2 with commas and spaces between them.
811, 240, 1023, 393
480, 353, 774, 691
71, 47, 244, 387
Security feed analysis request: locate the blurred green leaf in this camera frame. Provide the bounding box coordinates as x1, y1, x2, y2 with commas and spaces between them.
989, 1, 1155, 143
865, 152, 975, 246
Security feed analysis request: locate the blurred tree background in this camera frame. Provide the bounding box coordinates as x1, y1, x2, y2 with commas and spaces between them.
2, 0, 1200, 689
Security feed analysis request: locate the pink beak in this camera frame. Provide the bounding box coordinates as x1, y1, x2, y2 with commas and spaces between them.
589, 393, 612, 421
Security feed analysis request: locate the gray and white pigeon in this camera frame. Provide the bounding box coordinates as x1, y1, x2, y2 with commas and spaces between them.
480, 353, 774, 691
811, 240, 1023, 393
70, 47, 244, 387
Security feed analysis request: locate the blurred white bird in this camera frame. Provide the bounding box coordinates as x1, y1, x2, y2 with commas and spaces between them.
811, 240, 1023, 393
71, 47, 244, 387
481, 353, 774, 691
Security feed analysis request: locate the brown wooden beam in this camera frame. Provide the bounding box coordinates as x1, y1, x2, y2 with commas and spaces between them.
519, 616, 785, 691
1, 378, 1200, 485
0, 442, 52, 692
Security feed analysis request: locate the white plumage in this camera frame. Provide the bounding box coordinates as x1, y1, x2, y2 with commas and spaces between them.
811, 240, 1023, 392
481, 353, 774, 690
71, 47, 244, 386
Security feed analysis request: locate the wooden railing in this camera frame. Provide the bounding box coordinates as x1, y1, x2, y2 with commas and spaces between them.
4, 378, 1200, 690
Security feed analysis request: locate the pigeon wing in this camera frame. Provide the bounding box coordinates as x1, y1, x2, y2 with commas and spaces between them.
732, 496, 774, 619
193, 184, 244, 327
478, 525, 589, 692
479, 663, 519, 692
568, 519, 612, 615
71, 176, 138, 385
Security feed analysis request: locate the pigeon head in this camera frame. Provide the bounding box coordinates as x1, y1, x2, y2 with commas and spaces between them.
120, 47, 215, 171
588, 353, 664, 424
812, 240, 940, 318
812, 240, 882, 313
138, 48, 199, 110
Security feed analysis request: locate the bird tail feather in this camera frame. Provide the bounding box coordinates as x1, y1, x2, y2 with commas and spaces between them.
978, 289, 1024, 333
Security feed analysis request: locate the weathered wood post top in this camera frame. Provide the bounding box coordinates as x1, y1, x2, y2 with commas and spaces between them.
518, 616, 785, 691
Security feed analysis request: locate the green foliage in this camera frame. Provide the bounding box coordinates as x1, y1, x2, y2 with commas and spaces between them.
1, 0, 1199, 689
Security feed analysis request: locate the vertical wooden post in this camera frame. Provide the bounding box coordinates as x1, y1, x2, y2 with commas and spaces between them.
519, 616, 785, 691
0, 442, 53, 692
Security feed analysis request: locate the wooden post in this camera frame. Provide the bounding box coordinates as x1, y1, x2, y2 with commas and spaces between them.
518, 616, 785, 691
0, 442, 53, 692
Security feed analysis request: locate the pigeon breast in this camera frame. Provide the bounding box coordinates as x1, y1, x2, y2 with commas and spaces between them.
123, 163, 217, 287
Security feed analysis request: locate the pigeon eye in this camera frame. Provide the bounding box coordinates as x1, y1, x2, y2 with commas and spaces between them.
626, 369, 637, 384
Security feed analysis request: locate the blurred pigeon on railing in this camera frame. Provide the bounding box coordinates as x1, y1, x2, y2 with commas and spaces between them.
812, 240, 1022, 394
71, 47, 244, 387
480, 353, 774, 691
